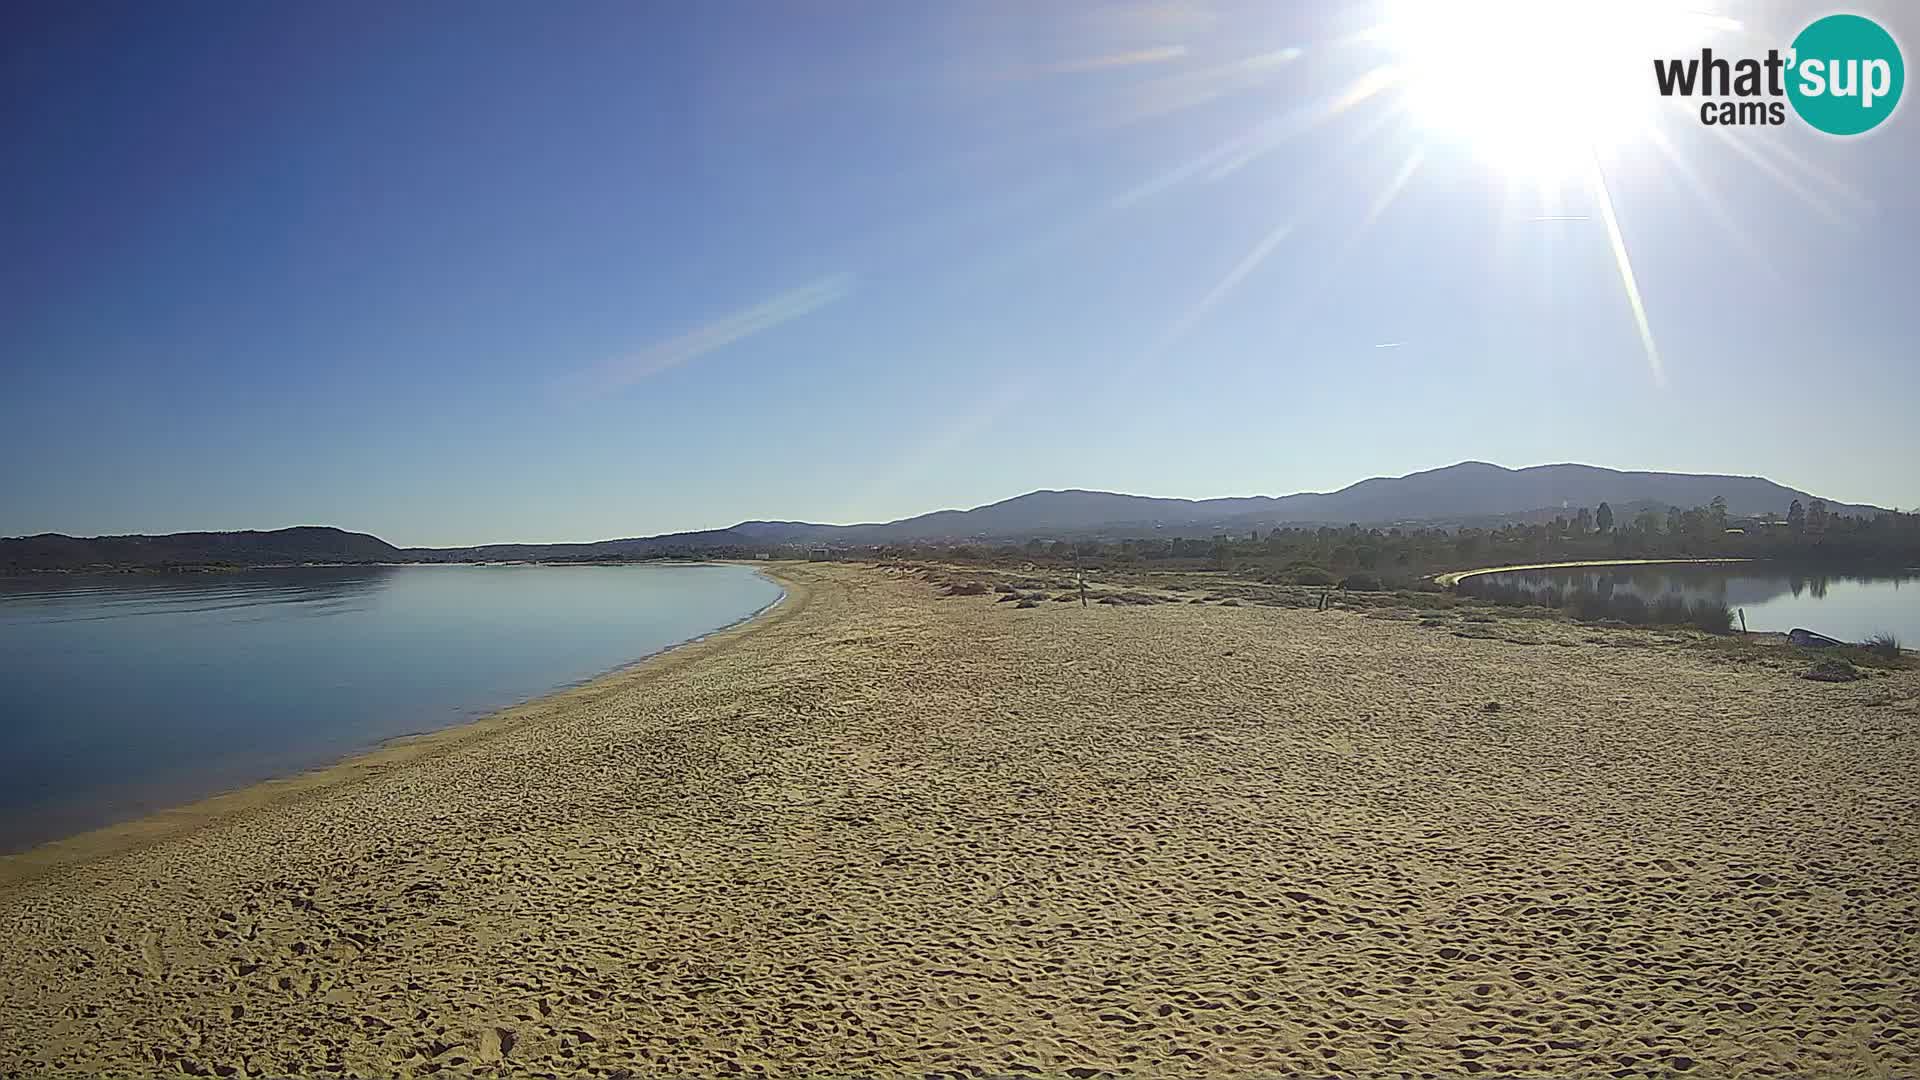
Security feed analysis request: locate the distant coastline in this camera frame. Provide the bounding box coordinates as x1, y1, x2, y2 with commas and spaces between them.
6, 459, 1901, 574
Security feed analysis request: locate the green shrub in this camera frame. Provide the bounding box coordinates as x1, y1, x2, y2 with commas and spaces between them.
1342, 573, 1383, 592
1867, 632, 1902, 660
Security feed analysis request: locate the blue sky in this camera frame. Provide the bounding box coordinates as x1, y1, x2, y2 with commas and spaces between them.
4, 1, 1916, 546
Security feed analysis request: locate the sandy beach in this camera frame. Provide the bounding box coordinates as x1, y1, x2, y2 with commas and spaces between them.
3, 562, 1917, 1078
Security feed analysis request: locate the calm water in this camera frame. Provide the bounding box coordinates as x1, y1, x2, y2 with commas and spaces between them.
0, 564, 782, 852
1472, 564, 1920, 641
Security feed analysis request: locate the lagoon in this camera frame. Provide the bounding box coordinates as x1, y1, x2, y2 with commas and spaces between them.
1469, 563, 1920, 642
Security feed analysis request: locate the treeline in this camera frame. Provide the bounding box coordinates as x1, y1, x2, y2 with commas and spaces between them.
870, 499, 1920, 586
417, 547, 752, 564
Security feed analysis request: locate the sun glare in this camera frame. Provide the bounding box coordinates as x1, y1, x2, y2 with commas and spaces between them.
1379, 1, 1705, 182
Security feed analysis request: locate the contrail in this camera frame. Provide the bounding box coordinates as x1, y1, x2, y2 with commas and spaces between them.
1040, 46, 1188, 75
576, 274, 855, 392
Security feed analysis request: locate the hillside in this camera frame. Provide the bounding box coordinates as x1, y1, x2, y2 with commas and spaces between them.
3, 462, 1886, 569
718, 462, 1883, 546
0, 527, 403, 572
400, 527, 758, 564
1251, 461, 1880, 525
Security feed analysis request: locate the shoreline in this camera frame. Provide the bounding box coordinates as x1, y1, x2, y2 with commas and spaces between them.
1, 557, 747, 576
0, 564, 804, 886
356, 568, 791, 749
1432, 556, 1756, 588
3, 562, 1915, 1078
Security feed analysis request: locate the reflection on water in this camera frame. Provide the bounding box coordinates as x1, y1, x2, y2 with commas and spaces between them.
0, 565, 395, 625
0, 564, 783, 853
1475, 564, 1918, 641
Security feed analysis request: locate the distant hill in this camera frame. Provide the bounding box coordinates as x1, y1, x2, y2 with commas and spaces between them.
706, 462, 1885, 546
400, 527, 757, 564
1228, 461, 1881, 528
4, 462, 1887, 569
0, 527, 402, 572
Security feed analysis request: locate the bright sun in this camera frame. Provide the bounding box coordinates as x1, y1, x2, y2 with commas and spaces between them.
1378, 0, 1712, 182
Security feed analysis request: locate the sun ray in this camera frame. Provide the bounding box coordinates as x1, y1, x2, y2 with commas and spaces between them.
1110, 58, 1408, 212
1358, 146, 1425, 234
1101, 46, 1305, 126
1743, 136, 1874, 219
1703, 126, 1847, 227
1203, 104, 1328, 181
1206, 72, 1407, 182
1583, 154, 1664, 387
1110, 128, 1269, 210
1126, 99, 1418, 376
1150, 219, 1297, 356
1643, 124, 1779, 282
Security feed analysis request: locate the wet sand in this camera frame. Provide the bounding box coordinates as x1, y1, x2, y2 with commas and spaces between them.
2, 563, 1917, 1078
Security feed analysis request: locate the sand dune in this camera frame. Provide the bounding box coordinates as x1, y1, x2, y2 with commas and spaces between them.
2, 563, 1917, 1078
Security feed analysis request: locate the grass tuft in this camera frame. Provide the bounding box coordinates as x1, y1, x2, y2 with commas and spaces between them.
1804, 657, 1862, 682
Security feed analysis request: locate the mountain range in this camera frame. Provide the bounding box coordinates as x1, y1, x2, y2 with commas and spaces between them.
2, 462, 1887, 570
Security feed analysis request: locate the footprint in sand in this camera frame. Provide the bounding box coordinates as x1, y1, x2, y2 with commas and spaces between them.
139, 926, 168, 983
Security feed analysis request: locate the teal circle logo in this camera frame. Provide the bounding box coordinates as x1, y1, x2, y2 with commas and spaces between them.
1787, 14, 1904, 135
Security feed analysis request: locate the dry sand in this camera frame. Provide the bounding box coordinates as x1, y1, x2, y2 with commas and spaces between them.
2, 563, 1917, 1078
